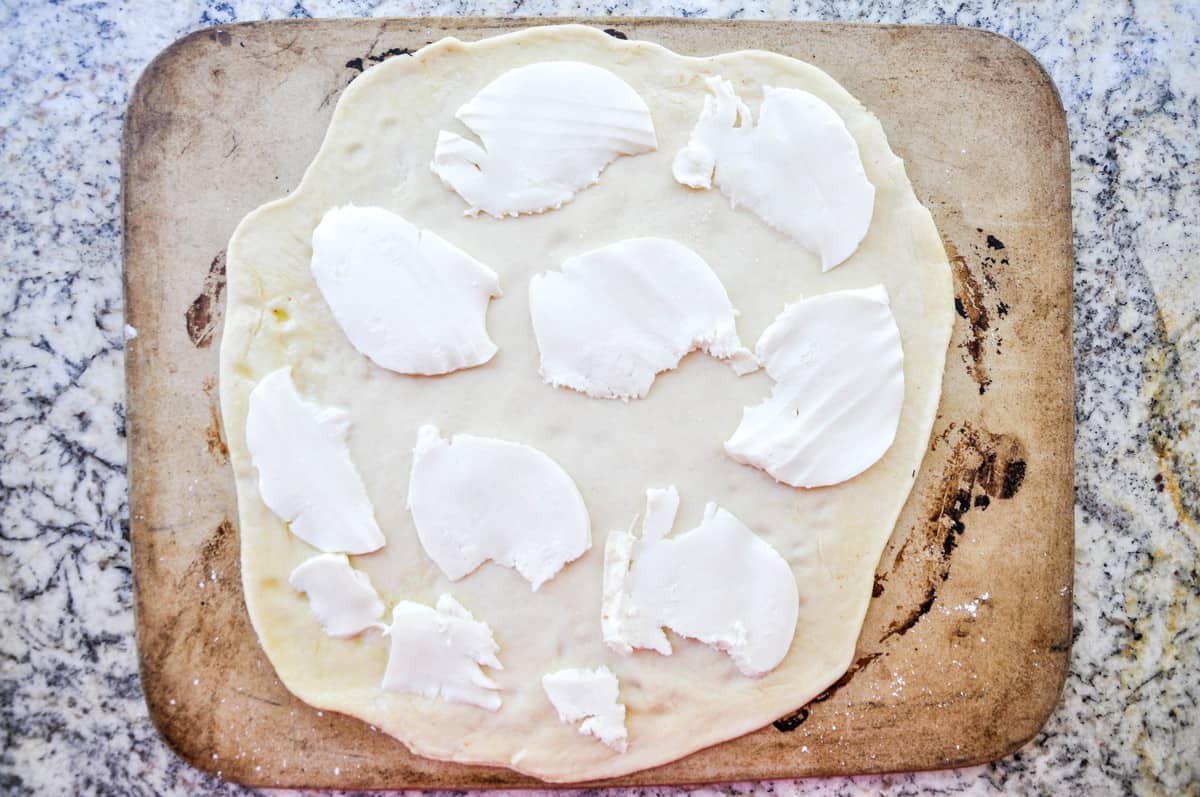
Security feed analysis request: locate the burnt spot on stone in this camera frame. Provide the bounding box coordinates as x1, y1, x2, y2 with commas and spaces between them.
140, 518, 262, 772
1000, 459, 1027, 499
772, 706, 809, 732
771, 650, 883, 733
812, 652, 883, 704
370, 46, 414, 62
881, 583, 938, 641
875, 423, 1028, 643
945, 240, 991, 394
943, 230, 1012, 394
346, 46, 414, 74
206, 402, 229, 464
185, 250, 227, 348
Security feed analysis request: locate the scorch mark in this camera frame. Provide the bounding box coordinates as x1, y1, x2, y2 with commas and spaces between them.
185, 250, 227, 348
878, 422, 1027, 642
945, 230, 1011, 394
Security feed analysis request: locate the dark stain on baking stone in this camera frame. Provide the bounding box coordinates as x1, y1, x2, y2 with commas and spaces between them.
812, 652, 884, 704
946, 230, 1011, 394
185, 250, 227, 348
878, 423, 1027, 642
774, 424, 1030, 733
142, 519, 251, 760
206, 401, 229, 463
772, 706, 808, 732
144, 520, 236, 677
773, 652, 885, 731
345, 46, 415, 74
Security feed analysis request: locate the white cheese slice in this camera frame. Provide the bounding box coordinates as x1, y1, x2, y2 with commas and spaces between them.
725, 285, 904, 488
381, 594, 503, 711
542, 666, 628, 753
431, 61, 657, 217
672, 77, 875, 271
407, 425, 591, 590
245, 368, 385, 555
311, 205, 502, 376
288, 553, 386, 638
601, 486, 799, 677
529, 238, 756, 400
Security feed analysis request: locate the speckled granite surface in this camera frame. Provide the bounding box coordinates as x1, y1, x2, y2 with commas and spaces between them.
1, 0, 1196, 794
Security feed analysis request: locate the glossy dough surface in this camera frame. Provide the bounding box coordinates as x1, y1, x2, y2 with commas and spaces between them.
219, 25, 953, 782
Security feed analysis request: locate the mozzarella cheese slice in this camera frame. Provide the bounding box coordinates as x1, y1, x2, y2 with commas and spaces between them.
529, 238, 756, 400
672, 77, 875, 271
245, 368, 385, 555
311, 205, 502, 376
381, 594, 503, 711
288, 553, 386, 638
431, 61, 657, 217
725, 285, 904, 488
542, 666, 628, 753
601, 486, 799, 677
407, 425, 591, 590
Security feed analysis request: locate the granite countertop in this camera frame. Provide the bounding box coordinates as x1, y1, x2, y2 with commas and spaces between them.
2, 0, 1197, 794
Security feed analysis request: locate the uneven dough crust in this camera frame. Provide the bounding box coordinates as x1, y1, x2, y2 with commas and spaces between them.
219, 24, 954, 783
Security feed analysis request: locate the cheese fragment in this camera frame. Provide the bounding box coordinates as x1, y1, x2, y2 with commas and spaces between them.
431, 61, 657, 217
725, 285, 904, 488
288, 553, 386, 637
407, 425, 591, 590
542, 666, 628, 753
601, 487, 799, 677
311, 205, 502, 376
529, 238, 756, 400
245, 368, 385, 555
672, 77, 875, 271
382, 595, 503, 711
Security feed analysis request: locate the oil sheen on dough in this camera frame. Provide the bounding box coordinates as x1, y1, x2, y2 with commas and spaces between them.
219, 25, 954, 783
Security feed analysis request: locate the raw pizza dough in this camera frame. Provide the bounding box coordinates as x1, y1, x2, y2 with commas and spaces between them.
219, 24, 954, 783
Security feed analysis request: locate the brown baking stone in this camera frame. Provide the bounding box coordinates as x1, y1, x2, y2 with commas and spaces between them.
123, 17, 1073, 788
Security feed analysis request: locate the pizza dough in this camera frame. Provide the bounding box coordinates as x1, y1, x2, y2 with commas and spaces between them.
219, 24, 953, 782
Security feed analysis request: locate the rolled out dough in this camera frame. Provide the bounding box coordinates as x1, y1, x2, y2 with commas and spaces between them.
219, 24, 953, 782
